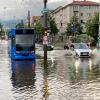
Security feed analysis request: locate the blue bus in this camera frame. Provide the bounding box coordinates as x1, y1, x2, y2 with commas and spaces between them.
8, 28, 36, 60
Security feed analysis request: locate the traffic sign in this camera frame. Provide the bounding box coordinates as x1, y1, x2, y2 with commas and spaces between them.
42, 8, 49, 13
43, 36, 48, 41
71, 24, 75, 33
43, 35, 48, 45
43, 40, 48, 45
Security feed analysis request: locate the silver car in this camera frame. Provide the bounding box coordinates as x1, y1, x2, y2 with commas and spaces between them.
70, 43, 92, 57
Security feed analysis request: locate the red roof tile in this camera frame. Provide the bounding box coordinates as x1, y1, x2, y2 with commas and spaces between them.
31, 16, 40, 22
31, 16, 40, 20
70, 0, 99, 6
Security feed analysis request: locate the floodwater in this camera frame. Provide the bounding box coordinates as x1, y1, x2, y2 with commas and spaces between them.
1, 40, 100, 100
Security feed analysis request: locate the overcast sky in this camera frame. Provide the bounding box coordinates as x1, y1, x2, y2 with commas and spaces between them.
0, 0, 99, 20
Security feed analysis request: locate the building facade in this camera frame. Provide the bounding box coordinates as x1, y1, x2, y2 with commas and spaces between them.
51, 0, 99, 34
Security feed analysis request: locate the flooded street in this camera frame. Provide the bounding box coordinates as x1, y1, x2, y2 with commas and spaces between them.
1, 40, 100, 100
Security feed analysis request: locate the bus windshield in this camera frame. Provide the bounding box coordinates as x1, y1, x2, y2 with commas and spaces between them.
16, 35, 34, 47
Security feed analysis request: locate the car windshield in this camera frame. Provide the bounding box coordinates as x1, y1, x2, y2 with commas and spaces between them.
74, 43, 88, 49
15, 35, 34, 47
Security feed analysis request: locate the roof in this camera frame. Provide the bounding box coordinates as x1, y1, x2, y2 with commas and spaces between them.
31, 16, 40, 22
52, 6, 63, 14
51, 0, 99, 15
69, 0, 99, 6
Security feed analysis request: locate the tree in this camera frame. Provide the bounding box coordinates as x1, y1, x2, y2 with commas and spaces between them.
34, 22, 43, 41
34, 22, 43, 34
86, 13, 99, 43
71, 34, 94, 43
48, 16, 59, 36
16, 20, 24, 29
66, 16, 83, 36
16, 23, 24, 29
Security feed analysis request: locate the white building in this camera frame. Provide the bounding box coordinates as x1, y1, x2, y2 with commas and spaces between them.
51, 0, 99, 34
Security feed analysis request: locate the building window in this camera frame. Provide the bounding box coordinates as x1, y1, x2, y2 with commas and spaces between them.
73, 5, 78, 11
81, 20, 83, 23
61, 22, 62, 27
87, 13, 91, 17
60, 14, 62, 16
81, 13, 83, 16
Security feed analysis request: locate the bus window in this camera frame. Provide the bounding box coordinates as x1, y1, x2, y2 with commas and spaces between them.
15, 35, 34, 47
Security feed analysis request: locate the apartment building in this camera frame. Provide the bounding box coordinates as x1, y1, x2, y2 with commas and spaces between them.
51, 0, 99, 34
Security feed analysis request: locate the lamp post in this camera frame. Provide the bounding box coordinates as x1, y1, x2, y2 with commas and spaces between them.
72, 5, 77, 42
43, 0, 48, 63
98, 3, 100, 48
28, 10, 30, 28
43, 0, 47, 8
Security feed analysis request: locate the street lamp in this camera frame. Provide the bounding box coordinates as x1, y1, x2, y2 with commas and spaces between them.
28, 10, 30, 28
98, 2, 100, 48
43, 0, 48, 64
43, 0, 47, 8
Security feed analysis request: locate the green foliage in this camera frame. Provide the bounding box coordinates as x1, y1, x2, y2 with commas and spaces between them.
33, 15, 58, 36
16, 23, 24, 29
48, 16, 59, 35
66, 16, 83, 36
66, 23, 72, 36
86, 13, 99, 42
34, 22, 43, 35
72, 34, 94, 43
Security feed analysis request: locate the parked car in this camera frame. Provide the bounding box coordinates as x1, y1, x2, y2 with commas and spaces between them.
47, 44, 54, 50
43, 44, 54, 51
70, 43, 92, 57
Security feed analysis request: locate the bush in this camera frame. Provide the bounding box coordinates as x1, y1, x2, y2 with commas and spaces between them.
70, 34, 94, 43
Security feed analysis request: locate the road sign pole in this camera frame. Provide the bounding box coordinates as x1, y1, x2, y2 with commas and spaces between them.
98, 3, 100, 48
28, 10, 30, 28
71, 24, 75, 42
43, 0, 48, 64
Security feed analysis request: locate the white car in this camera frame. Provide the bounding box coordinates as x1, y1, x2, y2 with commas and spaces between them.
70, 43, 92, 57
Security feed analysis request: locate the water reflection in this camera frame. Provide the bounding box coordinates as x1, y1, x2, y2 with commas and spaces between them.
43, 62, 49, 100
11, 60, 36, 88
70, 58, 100, 83
40, 59, 57, 100
9, 57, 100, 99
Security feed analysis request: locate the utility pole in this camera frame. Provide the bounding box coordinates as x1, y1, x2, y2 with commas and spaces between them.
28, 10, 30, 28
98, 3, 100, 48
73, 5, 77, 42
20, 19, 24, 28
43, 0, 48, 63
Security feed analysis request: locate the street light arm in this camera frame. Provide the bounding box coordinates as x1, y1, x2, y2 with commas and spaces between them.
43, 0, 47, 8
44, 0, 47, 3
